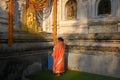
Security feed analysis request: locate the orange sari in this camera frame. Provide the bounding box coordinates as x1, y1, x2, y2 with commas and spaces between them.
52, 41, 65, 73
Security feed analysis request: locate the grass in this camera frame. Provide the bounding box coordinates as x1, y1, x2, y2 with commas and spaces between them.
27, 70, 120, 80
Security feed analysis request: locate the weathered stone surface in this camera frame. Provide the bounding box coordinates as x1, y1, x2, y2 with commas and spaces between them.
67, 52, 120, 78
0, 51, 48, 80
89, 25, 118, 33
0, 0, 8, 33
118, 23, 120, 32
118, 26, 120, 32
58, 26, 88, 34
0, 0, 8, 16
88, 18, 118, 26
0, 23, 8, 32
59, 33, 120, 40
0, 31, 52, 80
0, 0, 120, 79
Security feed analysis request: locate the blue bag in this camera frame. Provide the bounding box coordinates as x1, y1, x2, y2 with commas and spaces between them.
48, 55, 53, 70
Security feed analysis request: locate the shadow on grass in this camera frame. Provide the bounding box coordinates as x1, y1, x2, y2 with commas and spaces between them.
27, 70, 120, 80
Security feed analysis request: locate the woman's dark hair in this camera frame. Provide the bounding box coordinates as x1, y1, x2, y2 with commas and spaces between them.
58, 37, 64, 42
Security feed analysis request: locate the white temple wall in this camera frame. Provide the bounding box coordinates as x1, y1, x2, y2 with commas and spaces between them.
57, 0, 89, 34
43, 0, 120, 34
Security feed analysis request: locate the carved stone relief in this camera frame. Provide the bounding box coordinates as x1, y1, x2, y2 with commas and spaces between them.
66, 0, 77, 20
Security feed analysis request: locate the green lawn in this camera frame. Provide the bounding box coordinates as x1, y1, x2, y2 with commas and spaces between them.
27, 70, 120, 80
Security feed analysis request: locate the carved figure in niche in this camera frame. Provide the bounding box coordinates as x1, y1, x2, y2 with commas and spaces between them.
66, 0, 77, 20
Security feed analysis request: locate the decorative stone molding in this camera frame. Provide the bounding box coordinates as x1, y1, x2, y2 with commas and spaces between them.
88, 16, 118, 26
118, 23, 120, 32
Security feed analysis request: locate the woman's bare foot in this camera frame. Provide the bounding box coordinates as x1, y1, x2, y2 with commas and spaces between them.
56, 73, 60, 77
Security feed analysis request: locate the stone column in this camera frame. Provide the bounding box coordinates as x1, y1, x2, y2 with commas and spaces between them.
115, 0, 118, 17
91, 0, 96, 18
117, 0, 120, 18
57, 0, 61, 34
112, 0, 116, 16
61, 0, 65, 20
80, 0, 88, 24
88, 0, 92, 18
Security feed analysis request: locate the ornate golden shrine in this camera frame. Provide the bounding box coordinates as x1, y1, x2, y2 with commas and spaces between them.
21, 0, 48, 33
8, 0, 57, 45
21, 4, 40, 33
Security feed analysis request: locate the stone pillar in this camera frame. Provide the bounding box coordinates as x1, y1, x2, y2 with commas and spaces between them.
80, 0, 88, 24
112, 0, 116, 16
117, 0, 120, 18
91, 0, 96, 18
88, 0, 92, 18
118, 23, 120, 32
115, 0, 118, 17
62, 0, 66, 21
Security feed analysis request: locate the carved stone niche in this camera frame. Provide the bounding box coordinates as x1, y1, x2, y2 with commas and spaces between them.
66, 0, 77, 20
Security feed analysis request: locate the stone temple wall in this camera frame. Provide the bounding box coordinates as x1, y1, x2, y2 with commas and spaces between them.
0, 0, 24, 33
0, 0, 120, 79
62, 19, 120, 78
0, 32, 53, 80
0, 0, 8, 32
54, 1, 120, 78
0, 1, 52, 80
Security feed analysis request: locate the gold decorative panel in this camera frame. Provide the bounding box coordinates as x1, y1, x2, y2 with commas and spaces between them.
65, 0, 77, 20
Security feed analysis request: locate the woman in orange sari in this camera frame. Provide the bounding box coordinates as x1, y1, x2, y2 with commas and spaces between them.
52, 37, 65, 76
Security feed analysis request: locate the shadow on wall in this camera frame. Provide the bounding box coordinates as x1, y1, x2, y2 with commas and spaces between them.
0, 1, 53, 80
13, 0, 21, 29
0, 1, 8, 33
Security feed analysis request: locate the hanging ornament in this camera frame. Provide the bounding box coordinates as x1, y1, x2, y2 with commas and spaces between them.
25, 0, 48, 11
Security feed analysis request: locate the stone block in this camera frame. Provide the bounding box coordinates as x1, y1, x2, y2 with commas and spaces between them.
118, 26, 120, 32
58, 26, 88, 34
0, 23, 8, 32
0, 53, 48, 80
89, 25, 118, 33
67, 52, 120, 78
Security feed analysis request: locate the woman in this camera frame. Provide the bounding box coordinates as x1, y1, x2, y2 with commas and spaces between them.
52, 37, 65, 76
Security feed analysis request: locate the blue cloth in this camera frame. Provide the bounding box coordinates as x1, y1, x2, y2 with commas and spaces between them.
48, 55, 53, 70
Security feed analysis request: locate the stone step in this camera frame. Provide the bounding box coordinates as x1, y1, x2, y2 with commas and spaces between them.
67, 45, 120, 53
66, 40, 120, 48
0, 16, 8, 24
0, 49, 50, 59
0, 42, 53, 54
59, 33, 120, 40
0, 31, 53, 43
66, 40, 120, 52
14, 31, 53, 39
67, 50, 120, 56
